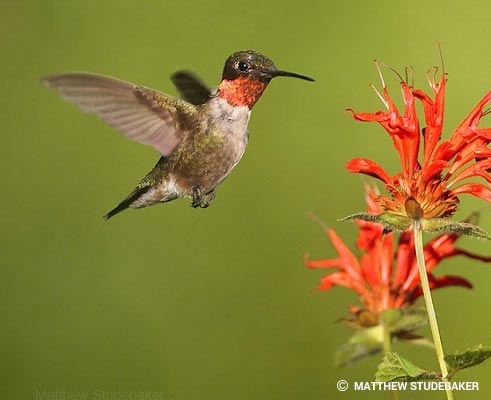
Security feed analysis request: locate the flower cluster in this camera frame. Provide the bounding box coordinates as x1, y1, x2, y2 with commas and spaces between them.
306, 51, 491, 382
345, 66, 491, 233
306, 186, 491, 327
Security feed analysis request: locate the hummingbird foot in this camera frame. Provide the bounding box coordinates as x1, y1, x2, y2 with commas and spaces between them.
191, 187, 216, 208
191, 186, 202, 208
200, 190, 216, 208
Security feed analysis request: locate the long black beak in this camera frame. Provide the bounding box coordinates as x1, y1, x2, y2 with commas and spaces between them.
271, 69, 315, 82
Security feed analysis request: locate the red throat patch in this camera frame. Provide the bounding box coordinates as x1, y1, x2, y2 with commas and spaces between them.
218, 77, 268, 108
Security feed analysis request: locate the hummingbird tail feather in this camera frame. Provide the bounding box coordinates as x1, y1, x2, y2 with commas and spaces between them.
103, 185, 151, 220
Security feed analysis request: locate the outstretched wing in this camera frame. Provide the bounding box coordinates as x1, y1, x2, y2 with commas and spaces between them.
171, 70, 211, 105
42, 72, 197, 156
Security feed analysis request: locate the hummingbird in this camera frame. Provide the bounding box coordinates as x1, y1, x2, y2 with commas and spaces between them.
42, 50, 314, 219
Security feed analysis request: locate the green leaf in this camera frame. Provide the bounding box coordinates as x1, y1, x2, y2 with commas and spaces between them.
445, 345, 491, 378
380, 308, 428, 335
421, 218, 491, 239
395, 332, 434, 348
335, 308, 430, 367
339, 211, 491, 238
334, 325, 383, 367
376, 353, 425, 382
375, 353, 440, 382
338, 212, 411, 232
334, 341, 381, 367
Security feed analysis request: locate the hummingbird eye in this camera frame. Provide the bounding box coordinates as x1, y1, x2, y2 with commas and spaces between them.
237, 61, 249, 71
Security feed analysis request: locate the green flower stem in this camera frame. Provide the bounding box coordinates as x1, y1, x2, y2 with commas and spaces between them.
413, 221, 453, 400
381, 320, 399, 400
382, 318, 392, 356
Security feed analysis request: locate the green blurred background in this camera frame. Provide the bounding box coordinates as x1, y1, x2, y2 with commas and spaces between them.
2, 0, 491, 399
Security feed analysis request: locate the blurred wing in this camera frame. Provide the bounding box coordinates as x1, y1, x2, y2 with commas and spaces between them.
42, 72, 196, 156
171, 70, 211, 105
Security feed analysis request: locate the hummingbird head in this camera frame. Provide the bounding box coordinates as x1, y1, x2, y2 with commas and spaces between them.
218, 50, 314, 109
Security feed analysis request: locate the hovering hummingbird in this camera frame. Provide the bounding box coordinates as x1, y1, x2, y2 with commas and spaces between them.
42, 50, 314, 219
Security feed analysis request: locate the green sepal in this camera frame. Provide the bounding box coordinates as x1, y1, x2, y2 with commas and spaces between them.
338, 212, 411, 232
445, 345, 491, 378
420, 218, 491, 239
375, 353, 440, 382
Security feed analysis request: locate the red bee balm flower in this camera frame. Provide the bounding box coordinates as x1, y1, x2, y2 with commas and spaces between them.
306, 187, 491, 325
345, 64, 491, 237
